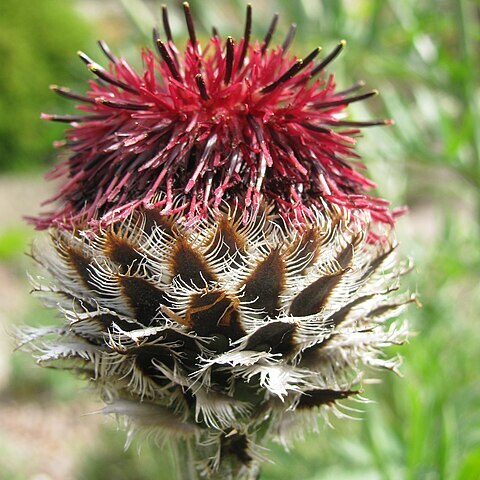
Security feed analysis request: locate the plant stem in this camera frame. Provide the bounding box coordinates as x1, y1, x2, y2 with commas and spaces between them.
172, 439, 200, 480
171, 437, 262, 480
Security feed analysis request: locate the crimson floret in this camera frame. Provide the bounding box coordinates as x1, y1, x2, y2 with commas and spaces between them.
35, 3, 394, 230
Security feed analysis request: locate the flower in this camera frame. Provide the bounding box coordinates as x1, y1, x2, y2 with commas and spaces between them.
20, 205, 412, 478
33, 3, 394, 230
18, 4, 413, 479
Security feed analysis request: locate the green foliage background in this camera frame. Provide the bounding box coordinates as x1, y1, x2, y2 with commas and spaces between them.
0, 0, 92, 170
0, 1, 479, 479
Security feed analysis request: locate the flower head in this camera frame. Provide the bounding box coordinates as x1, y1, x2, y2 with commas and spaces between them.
35, 3, 394, 230
19, 4, 413, 479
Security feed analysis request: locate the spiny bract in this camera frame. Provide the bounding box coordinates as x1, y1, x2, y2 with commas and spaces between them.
19, 205, 411, 478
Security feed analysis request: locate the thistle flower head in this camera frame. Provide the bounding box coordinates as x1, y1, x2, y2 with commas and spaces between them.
35, 3, 394, 230
19, 5, 413, 479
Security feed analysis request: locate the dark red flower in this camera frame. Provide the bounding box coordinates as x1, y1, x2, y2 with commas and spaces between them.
34, 3, 394, 230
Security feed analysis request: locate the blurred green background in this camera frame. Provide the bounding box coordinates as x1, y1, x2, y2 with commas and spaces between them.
0, 0, 479, 479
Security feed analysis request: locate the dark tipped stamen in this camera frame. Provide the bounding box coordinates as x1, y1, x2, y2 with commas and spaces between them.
87, 64, 138, 93
302, 47, 322, 68
281, 23, 297, 54
224, 37, 234, 84
161, 5, 173, 43
156, 39, 183, 82
183, 2, 197, 48
238, 4, 252, 69
262, 47, 321, 94
41, 113, 107, 123
160, 8, 179, 66
97, 98, 154, 111
77, 51, 95, 66
261, 13, 279, 54
336, 80, 366, 96
49, 85, 95, 104
195, 74, 210, 100
212, 26, 220, 37
261, 59, 303, 93
78, 52, 138, 93
310, 40, 346, 77
327, 119, 392, 127
316, 90, 378, 109
98, 40, 118, 63
301, 122, 331, 134
261, 59, 303, 94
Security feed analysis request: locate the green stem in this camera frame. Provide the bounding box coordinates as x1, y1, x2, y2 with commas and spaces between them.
171, 437, 262, 480
171, 439, 200, 480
